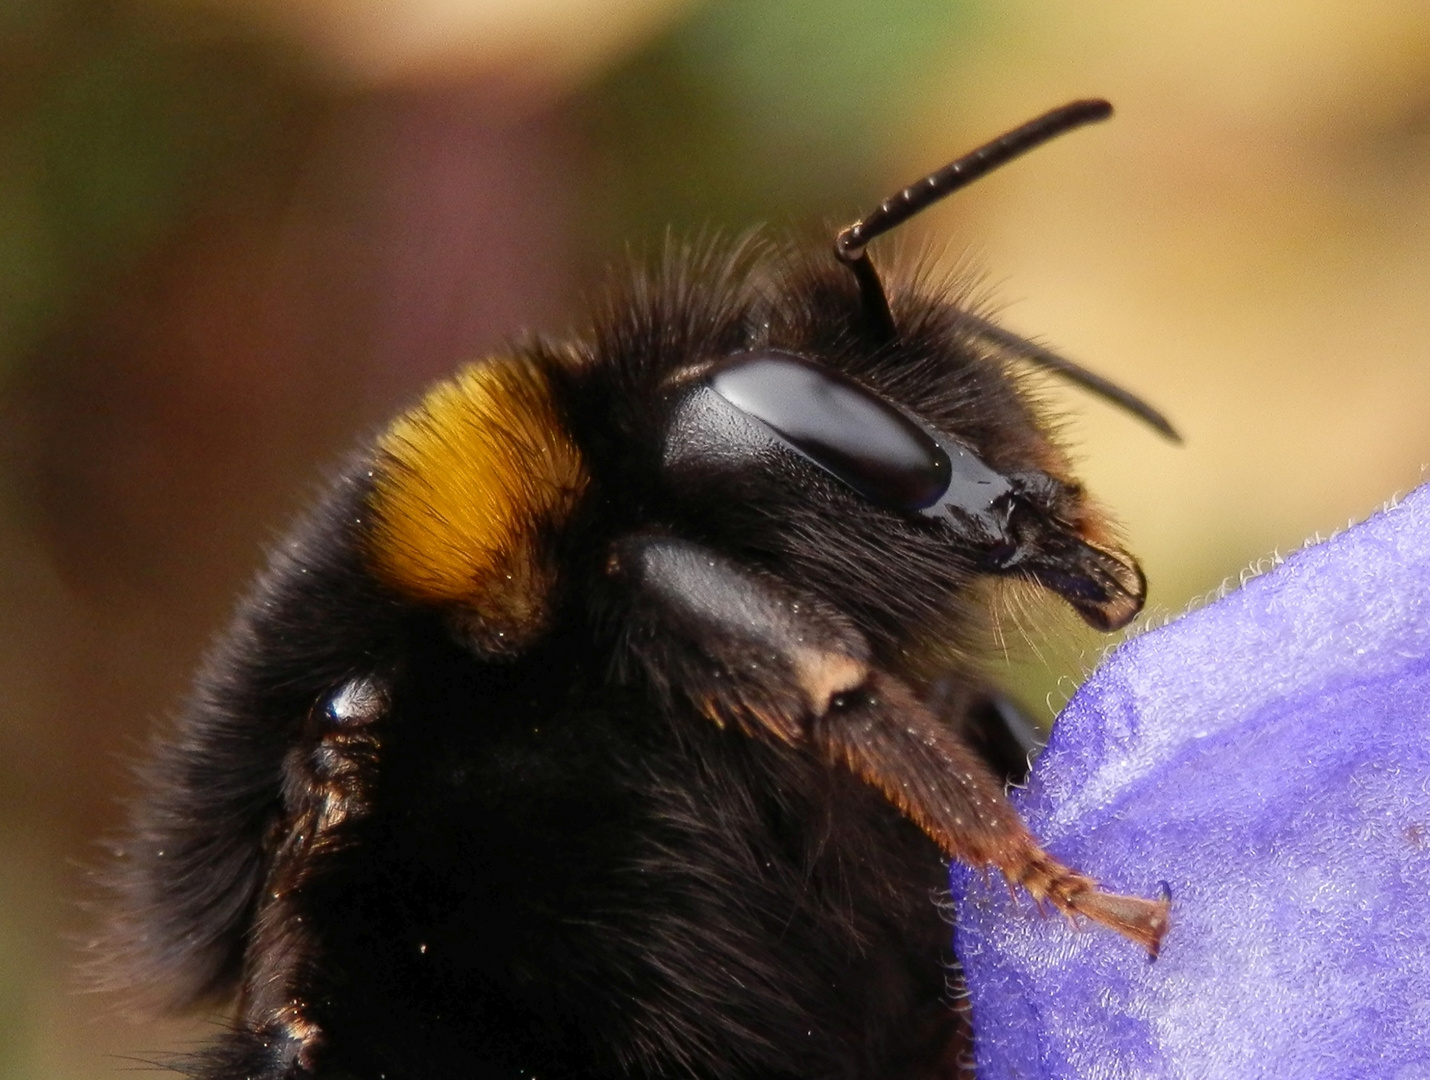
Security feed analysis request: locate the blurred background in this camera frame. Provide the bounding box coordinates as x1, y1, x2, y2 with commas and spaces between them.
2, 0, 1429, 1076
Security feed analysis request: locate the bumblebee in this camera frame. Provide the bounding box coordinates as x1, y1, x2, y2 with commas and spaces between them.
107, 101, 1173, 1080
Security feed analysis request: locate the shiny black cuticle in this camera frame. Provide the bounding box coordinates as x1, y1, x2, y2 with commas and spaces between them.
710, 352, 952, 511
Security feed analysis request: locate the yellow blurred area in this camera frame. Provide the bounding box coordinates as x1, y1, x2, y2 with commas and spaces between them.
918, 0, 1430, 616
1, 2, 1427, 1078
159, 0, 695, 90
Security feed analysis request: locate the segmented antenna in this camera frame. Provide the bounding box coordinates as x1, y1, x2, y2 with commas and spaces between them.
962, 315, 1181, 443
835, 99, 1113, 265
833, 99, 1179, 442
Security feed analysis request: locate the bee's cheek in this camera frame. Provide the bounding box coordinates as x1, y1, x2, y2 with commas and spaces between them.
983, 518, 1145, 631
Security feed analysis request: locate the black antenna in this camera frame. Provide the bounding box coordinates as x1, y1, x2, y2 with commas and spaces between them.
961, 314, 1181, 442
834, 100, 1113, 338
834, 99, 1180, 442
835, 99, 1113, 267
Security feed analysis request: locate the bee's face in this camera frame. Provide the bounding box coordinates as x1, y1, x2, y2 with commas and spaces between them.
565, 250, 1144, 662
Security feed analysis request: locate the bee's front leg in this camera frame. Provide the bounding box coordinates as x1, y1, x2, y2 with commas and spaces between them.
605, 533, 1168, 955
811, 675, 1168, 955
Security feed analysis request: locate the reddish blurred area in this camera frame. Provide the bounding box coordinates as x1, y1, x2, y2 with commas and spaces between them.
1, 1, 1428, 1078
6, 89, 574, 820
0, 11, 583, 1073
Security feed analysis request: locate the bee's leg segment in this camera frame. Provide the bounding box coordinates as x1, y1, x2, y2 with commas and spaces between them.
606, 535, 872, 745
608, 535, 1167, 955
237, 677, 390, 1076
811, 675, 1168, 955
925, 679, 1046, 784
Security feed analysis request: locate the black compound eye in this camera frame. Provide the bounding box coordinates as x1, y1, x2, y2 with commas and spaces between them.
710, 352, 951, 511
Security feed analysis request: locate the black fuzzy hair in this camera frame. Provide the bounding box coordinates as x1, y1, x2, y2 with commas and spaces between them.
100, 233, 1135, 1080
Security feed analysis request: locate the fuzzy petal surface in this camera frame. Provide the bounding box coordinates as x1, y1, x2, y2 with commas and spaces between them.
953, 485, 1430, 1079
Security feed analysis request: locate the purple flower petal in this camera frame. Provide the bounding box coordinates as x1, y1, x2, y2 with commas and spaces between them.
953, 484, 1430, 1078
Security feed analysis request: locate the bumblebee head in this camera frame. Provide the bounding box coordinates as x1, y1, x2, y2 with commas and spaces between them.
559, 237, 1150, 665
365, 100, 1171, 668
658, 336, 1145, 639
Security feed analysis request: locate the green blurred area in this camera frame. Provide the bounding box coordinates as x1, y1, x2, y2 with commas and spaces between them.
0, 1, 316, 384
1, 1, 1428, 1077
0, 0, 979, 387
581, 0, 980, 240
